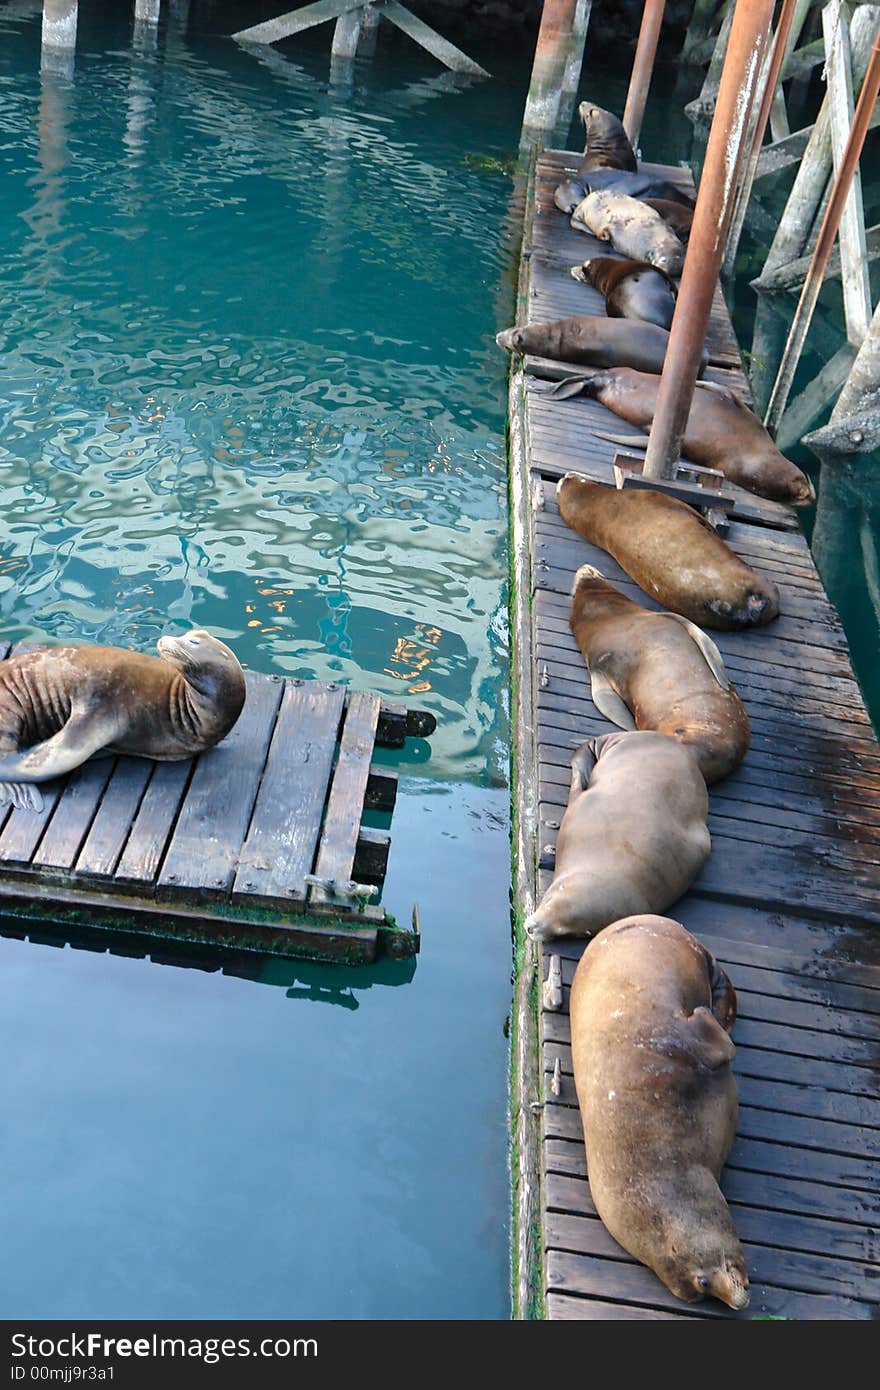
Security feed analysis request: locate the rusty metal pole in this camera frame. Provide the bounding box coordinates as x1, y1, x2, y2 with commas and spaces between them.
622, 0, 667, 148
521, 0, 580, 145
641, 0, 774, 480
764, 32, 880, 435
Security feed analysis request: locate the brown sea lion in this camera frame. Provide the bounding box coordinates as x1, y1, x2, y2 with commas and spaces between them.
572, 191, 684, 276
643, 196, 695, 244
556, 473, 780, 629
572, 256, 678, 330
553, 368, 815, 505
577, 102, 637, 173
569, 563, 750, 784
495, 316, 707, 376
570, 914, 749, 1310
555, 173, 695, 216
524, 733, 710, 943
0, 631, 246, 812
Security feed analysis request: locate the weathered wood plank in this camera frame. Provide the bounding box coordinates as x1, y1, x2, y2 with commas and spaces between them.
114, 761, 193, 887
32, 757, 116, 871
309, 689, 380, 909
233, 679, 346, 907
157, 674, 283, 899
75, 758, 154, 878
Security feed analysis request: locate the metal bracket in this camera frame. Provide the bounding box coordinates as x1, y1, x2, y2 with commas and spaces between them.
612, 452, 735, 535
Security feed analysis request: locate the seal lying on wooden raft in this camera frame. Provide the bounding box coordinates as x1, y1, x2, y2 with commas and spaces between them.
0, 631, 246, 812
524, 732, 709, 943
643, 196, 695, 243
570, 563, 750, 783
576, 102, 638, 173
553, 368, 815, 505
571, 914, 749, 1310
572, 191, 685, 276
554, 168, 695, 216
495, 315, 707, 375
556, 473, 780, 629
571, 256, 678, 330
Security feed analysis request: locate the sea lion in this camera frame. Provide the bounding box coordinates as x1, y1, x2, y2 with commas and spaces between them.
571, 256, 678, 330
524, 732, 709, 943
553, 368, 815, 505
577, 102, 637, 173
570, 914, 749, 1310
643, 197, 695, 244
569, 563, 750, 784
495, 315, 693, 375
556, 474, 780, 629
572, 192, 684, 276
0, 631, 246, 812
555, 169, 696, 215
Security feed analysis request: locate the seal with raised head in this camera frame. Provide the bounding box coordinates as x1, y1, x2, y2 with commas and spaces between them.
577, 102, 637, 173
571, 256, 678, 330
554, 368, 815, 505
495, 315, 700, 375
524, 732, 710, 943
570, 913, 749, 1310
569, 563, 750, 784
0, 630, 246, 811
643, 196, 695, 243
555, 169, 695, 214
572, 191, 684, 276
556, 473, 780, 629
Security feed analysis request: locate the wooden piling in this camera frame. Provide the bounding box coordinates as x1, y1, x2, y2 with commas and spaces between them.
622, 0, 666, 150
554, 0, 593, 144
642, 0, 774, 481
134, 0, 161, 22
822, 0, 873, 346
521, 0, 582, 145
332, 6, 363, 58
41, 0, 77, 53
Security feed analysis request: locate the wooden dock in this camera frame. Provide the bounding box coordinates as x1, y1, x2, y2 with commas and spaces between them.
509, 149, 880, 1320
0, 641, 433, 965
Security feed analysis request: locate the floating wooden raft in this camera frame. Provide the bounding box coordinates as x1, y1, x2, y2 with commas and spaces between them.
0, 641, 434, 965
510, 149, 880, 1320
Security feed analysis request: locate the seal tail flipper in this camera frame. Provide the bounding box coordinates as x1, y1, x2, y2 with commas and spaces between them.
588, 668, 636, 730
684, 1005, 736, 1069
0, 781, 44, 812
662, 613, 730, 690
707, 953, 737, 1031
592, 428, 649, 450
551, 373, 609, 401
568, 740, 597, 797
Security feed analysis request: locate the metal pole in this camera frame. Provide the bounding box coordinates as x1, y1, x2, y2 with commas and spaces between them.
622, 0, 666, 148
765, 33, 880, 433
723, 0, 801, 274
642, 0, 775, 480
521, 0, 579, 144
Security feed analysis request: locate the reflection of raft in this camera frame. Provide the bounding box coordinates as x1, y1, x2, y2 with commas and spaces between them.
0, 639, 434, 964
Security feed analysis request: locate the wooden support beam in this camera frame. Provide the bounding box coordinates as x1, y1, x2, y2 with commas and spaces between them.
805, 293, 880, 449
823, 0, 873, 345
554, 0, 593, 143
756, 105, 880, 177
134, 0, 161, 22
374, 1, 489, 75
752, 221, 880, 292
682, 0, 726, 61
775, 343, 856, 448
522, 0, 581, 142
685, 0, 734, 118
357, 2, 380, 56
42, 0, 77, 51
234, 0, 370, 44
331, 5, 362, 57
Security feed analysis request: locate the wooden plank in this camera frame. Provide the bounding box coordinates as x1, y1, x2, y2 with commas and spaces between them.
309, 689, 380, 909
157, 673, 283, 899
233, 679, 346, 908
547, 1293, 693, 1320
114, 761, 193, 887
32, 757, 116, 871
75, 757, 154, 878
0, 777, 67, 865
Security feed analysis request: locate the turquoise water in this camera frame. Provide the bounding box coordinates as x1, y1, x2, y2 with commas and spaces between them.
0, 5, 524, 1319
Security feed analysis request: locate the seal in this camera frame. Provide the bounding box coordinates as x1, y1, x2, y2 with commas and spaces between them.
556, 473, 780, 629
571, 256, 678, 330
643, 196, 695, 243
570, 913, 749, 1310
553, 368, 816, 505
0, 630, 246, 812
572, 191, 684, 276
576, 102, 637, 173
569, 563, 750, 783
555, 168, 696, 215
524, 732, 710, 943
495, 315, 695, 375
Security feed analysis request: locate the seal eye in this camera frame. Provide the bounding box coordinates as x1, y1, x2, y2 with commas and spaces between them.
697, 1276, 709, 1290
188, 637, 201, 647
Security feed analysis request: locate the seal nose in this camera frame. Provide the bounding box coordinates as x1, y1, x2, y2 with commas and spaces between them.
524, 913, 546, 942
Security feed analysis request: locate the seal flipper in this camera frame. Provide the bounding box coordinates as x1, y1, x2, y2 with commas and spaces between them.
588, 667, 636, 729
684, 1005, 736, 1069
662, 614, 730, 690
568, 740, 597, 799
551, 373, 609, 401
707, 954, 737, 1031
0, 712, 119, 786
0, 781, 44, 812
